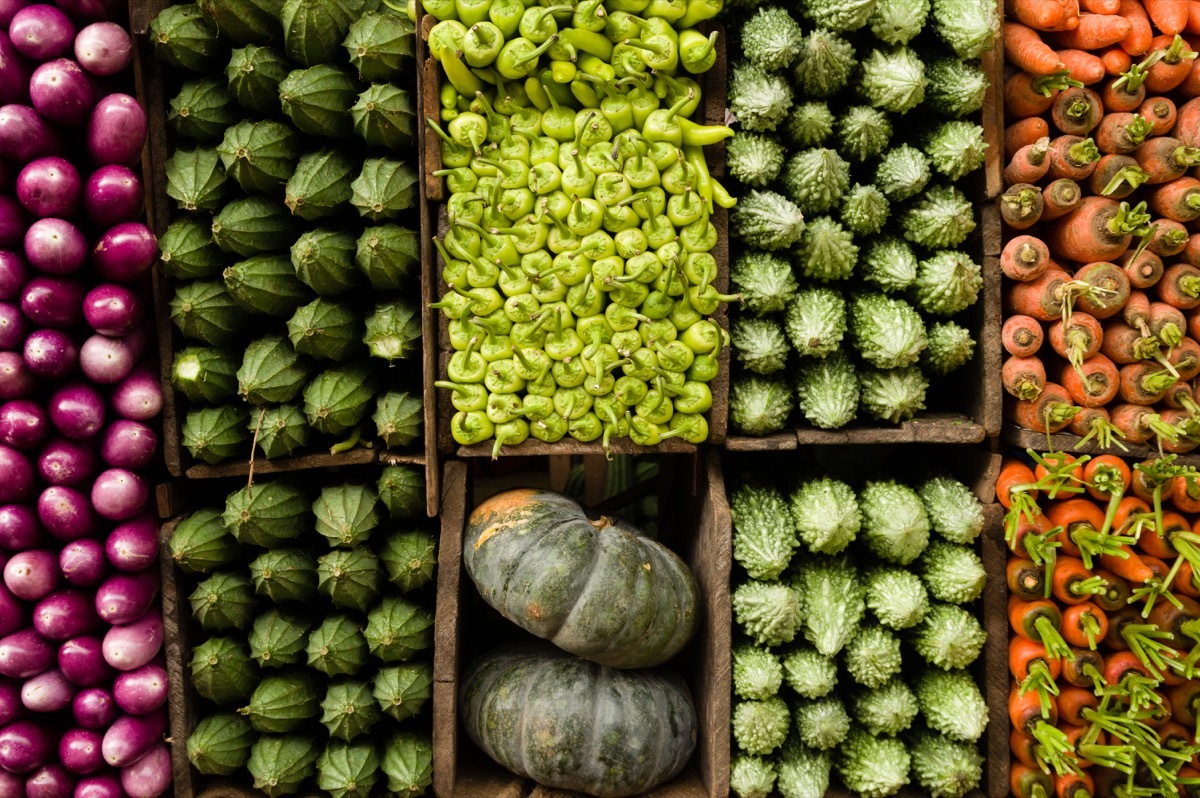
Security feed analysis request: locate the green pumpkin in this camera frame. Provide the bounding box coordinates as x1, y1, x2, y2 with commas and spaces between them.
463, 489, 699, 669
460, 643, 697, 798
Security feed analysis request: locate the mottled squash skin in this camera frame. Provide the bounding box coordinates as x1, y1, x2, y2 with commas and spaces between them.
460, 643, 697, 798
464, 489, 700, 669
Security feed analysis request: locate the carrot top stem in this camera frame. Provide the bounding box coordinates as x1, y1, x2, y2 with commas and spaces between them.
1026, 530, 1062, 581
1030, 449, 1090, 496
1169, 146, 1200, 169
1067, 138, 1101, 166
1078, 416, 1130, 452
1122, 623, 1175, 679
1074, 527, 1138, 570
1089, 462, 1128, 500
1031, 722, 1082, 777
1020, 661, 1062, 720
1076, 743, 1136, 773
1160, 34, 1198, 66
1125, 116, 1155, 148
1071, 575, 1109, 598
1003, 185, 1044, 217
1034, 70, 1085, 97
1036, 615, 1073, 659
1006, 490, 1046, 544
1079, 608, 1103, 649
1114, 51, 1167, 93
1109, 200, 1154, 237
1102, 165, 1152, 196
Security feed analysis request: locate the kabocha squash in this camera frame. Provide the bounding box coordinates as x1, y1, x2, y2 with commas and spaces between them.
460, 643, 698, 798
463, 489, 700, 669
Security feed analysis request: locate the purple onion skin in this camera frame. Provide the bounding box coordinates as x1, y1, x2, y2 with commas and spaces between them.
57, 637, 110, 688
23, 328, 78, 380
0, 193, 28, 248
58, 728, 102, 775
120, 743, 168, 798
74, 773, 122, 798
109, 369, 159, 422
90, 468, 146, 521
0, 444, 34, 503
93, 569, 157, 626
101, 611, 160, 672
0, 352, 38, 401
0, 400, 48, 450
20, 668, 73, 712
58, 540, 105, 588
24, 218, 86, 274
0, 300, 26, 348
81, 283, 141, 336
89, 222, 155, 283
0, 630, 53, 679
0, 504, 43, 551
37, 437, 96, 487
36, 485, 95, 541
98, 422, 153, 471
10, 5, 75, 61
0, 719, 52, 773
0, 768, 24, 798
0, 33, 30, 106
0, 677, 23, 725
20, 277, 83, 329
111, 662, 165, 716
100, 709, 164, 768
85, 94, 144, 167
34, 588, 99, 641
0, 250, 28, 299
71, 688, 115, 730
0, 581, 27, 637
16, 157, 80, 218
73, 23, 129, 77
47, 382, 103, 439
78, 334, 134, 385
0, 105, 62, 163
81, 165, 140, 228
29, 59, 91, 127
104, 517, 156, 573
26, 762, 74, 798
4, 549, 60, 601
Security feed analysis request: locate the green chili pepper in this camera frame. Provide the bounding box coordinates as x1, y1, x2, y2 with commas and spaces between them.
679, 29, 718, 73
448, 111, 489, 153
680, 214, 716, 252
686, 284, 742, 315
448, 336, 487, 383
551, 354, 586, 387
614, 228, 649, 259
447, 192, 485, 226
448, 315, 482, 349
454, 0, 491, 25
504, 294, 541, 325
627, 414, 662, 445
491, 418, 530, 457
622, 347, 658, 380
574, 108, 614, 147
635, 385, 673, 424
423, 0, 460, 21
653, 339, 694, 372
528, 370, 558, 399
679, 117, 733, 147
499, 188, 536, 221
462, 22, 505, 67
530, 413, 568, 442
440, 47, 487, 96
680, 318, 721, 354
511, 315, 551, 349
624, 35, 678, 73
434, 167, 478, 194
676, 0, 723, 27
524, 76, 551, 111
540, 86, 577, 141
612, 329, 643, 354
545, 308, 584, 360
640, 90, 692, 146
683, 252, 717, 292
492, 222, 548, 257
497, 34, 560, 80
553, 386, 591, 419
528, 161, 563, 194
567, 198, 604, 236
604, 302, 649, 331
538, 68, 577, 108
518, 4, 570, 43
686, 353, 718, 382
521, 394, 556, 421
611, 43, 649, 78
604, 11, 645, 42
567, 276, 604, 317
645, 140, 677, 171
427, 119, 474, 167
546, 59, 576, 84
669, 296, 703, 333
578, 230, 616, 260
663, 412, 706, 443
562, 151, 597, 199
440, 82, 462, 112
451, 410, 494, 445
511, 345, 551, 380
572, 0, 607, 30
563, 29, 615, 62
640, 317, 678, 346
595, 170, 633, 208
570, 78, 601, 110
526, 135, 560, 165
568, 412, 603, 442
484, 357, 526, 393
488, 0, 525, 39
436, 380, 489, 412
655, 72, 701, 117
606, 0, 650, 15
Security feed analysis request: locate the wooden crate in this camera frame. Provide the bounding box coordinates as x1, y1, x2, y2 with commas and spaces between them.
432, 452, 732, 798
128, 0, 440, 512
418, 18, 731, 458
157, 460, 437, 798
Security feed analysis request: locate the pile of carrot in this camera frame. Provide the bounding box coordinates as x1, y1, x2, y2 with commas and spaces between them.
1000, 450, 1200, 796
1001, 0, 1200, 451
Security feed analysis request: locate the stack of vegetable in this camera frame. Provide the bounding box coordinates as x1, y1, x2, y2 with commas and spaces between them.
0, 4, 173, 796
458, 487, 700, 796
721, 0, 997, 436
425, 0, 736, 454
727, 462, 989, 798
1000, 451, 1200, 797
1000, 0, 1200, 452
149, 0, 424, 467
170, 462, 435, 796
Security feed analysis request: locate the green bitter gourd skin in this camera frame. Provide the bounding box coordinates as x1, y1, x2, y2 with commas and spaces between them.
776, 741, 832, 798
918, 476, 986, 544
792, 697, 851, 751
851, 294, 928, 370
730, 755, 778, 798
732, 696, 791, 756
731, 375, 795, 436
836, 728, 912, 798
731, 482, 800, 580
932, 0, 1001, 59
865, 567, 929, 629
785, 288, 847, 359
727, 132, 787, 188
859, 47, 927, 114
733, 580, 804, 647
739, 6, 805, 71
860, 480, 931, 565
902, 184, 977, 249
869, 0, 931, 45
793, 29, 857, 98
731, 251, 800, 315
913, 603, 988, 671
841, 184, 890, 236
733, 644, 784, 701
729, 63, 794, 133
789, 476, 861, 555
792, 556, 864, 657
795, 216, 858, 282
923, 322, 977, 376
731, 190, 807, 251
796, 351, 860, 430
784, 101, 835, 148
783, 149, 851, 215
920, 541, 987, 604
925, 120, 989, 180
915, 668, 989, 742
914, 251, 984, 316
926, 57, 989, 118
876, 144, 932, 201
804, 0, 877, 32
781, 645, 839, 699
843, 624, 903, 688
732, 317, 791, 375
910, 732, 986, 798
850, 677, 920, 736
859, 366, 929, 424
837, 106, 893, 162
861, 238, 918, 293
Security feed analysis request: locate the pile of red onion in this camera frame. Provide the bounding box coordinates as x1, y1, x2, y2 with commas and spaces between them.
0, 2, 169, 797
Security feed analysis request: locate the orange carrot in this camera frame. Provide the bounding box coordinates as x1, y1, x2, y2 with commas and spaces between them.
1061, 646, 1106, 688
1166, 335, 1200, 378
1000, 182, 1046, 229
1125, 288, 1153, 332
1102, 61, 1156, 111
1081, 0, 1119, 11
1058, 683, 1100, 725
1148, 176, 1200, 222
1159, 408, 1200, 451
1146, 34, 1200, 92
1003, 235, 1053, 282
1046, 497, 1104, 555
1102, 321, 1159, 363
1007, 137, 1054, 184
1005, 355, 1048, 400
1011, 636, 1063, 682
1034, 451, 1086, 487
1095, 111, 1155, 154
1011, 596, 1074, 658
1137, 96, 1178, 135
1174, 557, 1200, 596
1100, 46, 1133, 75
1007, 22, 1068, 74
1053, 87, 1105, 136
1008, 0, 1081, 31
1078, 261, 1132, 319
1100, 542, 1158, 584
999, 459, 1040, 509
1173, 97, 1200, 147
1009, 117, 1053, 158
1111, 402, 1164, 443
1012, 763, 1055, 798
1090, 153, 1150, 198
1045, 196, 1140, 262
1180, 53, 1200, 95
1149, 300, 1187, 342
1059, 49, 1107, 85
1186, 234, 1200, 267
1043, 178, 1084, 220
1062, 353, 1121, 406
1047, 135, 1102, 180
1010, 557, 1047, 600
1119, 0, 1155, 55
1010, 728, 1041, 769
1171, 471, 1200, 512
1118, 246, 1164, 288
1004, 315, 1047, 358
1054, 556, 1109, 604
1114, 494, 1152, 528
1145, 218, 1191, 255
1054, 771, 1094, 798
1136, 136, 1200, 183
1148, 587, 1200, 639
1158, 263, 1200, 309
1169, 680, 1200, 728
1146, 0, 1192, 33
1049, 313, 1103, 366
1008, 70, 1083, 118
1015, 382, 1081, 433
1119, 360, 1178, 403
1084, 454, 1132, 499
1052, 13, 1133, 48
1190, 0, 1200, 33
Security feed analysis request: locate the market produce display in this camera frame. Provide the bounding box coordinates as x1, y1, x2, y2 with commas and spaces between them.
1000, 0, 1200, 452
1000, 450, 1200, 796
459, 487, 700, 796
424, 0, 735, 454
720, 0, 997, 436
0, 4, 174, 795
149, 0, 424, 468
727, 459, 989, 798
169, 462, 434, 796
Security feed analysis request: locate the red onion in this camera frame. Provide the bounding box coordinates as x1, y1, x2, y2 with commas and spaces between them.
29, 58, 91, 127
36, 485, 95, 541
0, 770, 24, 798
24, 217, 87, 274
89, 222, 155, 282
54, 0, 116, 24
22, 328, 78, 380
26, 763, 74, 798
3, 549, 59, 601
86, 93, 144, 167
58, 727, 103, 775
120, 743, 169, 798
58, 539, 105, 587
36, 437, 96, 486
33, 588, 99, 640
90, 468, 145, 521
16, 158, 79, 219
0, 677, 23, 724
9, 6, 75, 61
0, 630, 54, 679
0, 580, 27, 637
111, 661, 165, 715
57, 637, 111, 688
98, 421, 154, 470
0, 105, 63, 163
0, 719, 52, 773
73, 22, 130, 77
81, 165, 141, 227
0, 300, 25, 348
47, 382, 104, 439
0, 250, 28, 299
20, 277, 83, 329
0, 400, 47, 450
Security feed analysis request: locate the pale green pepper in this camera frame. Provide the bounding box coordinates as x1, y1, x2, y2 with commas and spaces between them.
512, 345, 551, 380
452, 410, 494, 445
491, 418, 529, 458
448, 336, 488, 383
462, 22, 505, 67
518, 4, 570, 42
679, 29, 718, 74
485, 390, 528, 423
504, 293, 542, 324
551, 355, 586, 387
436, 380, 489, 412
530, 413, 568, 442
426, 119, 473, 167
676, 0, 723, 27
569, 412, 603, 442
